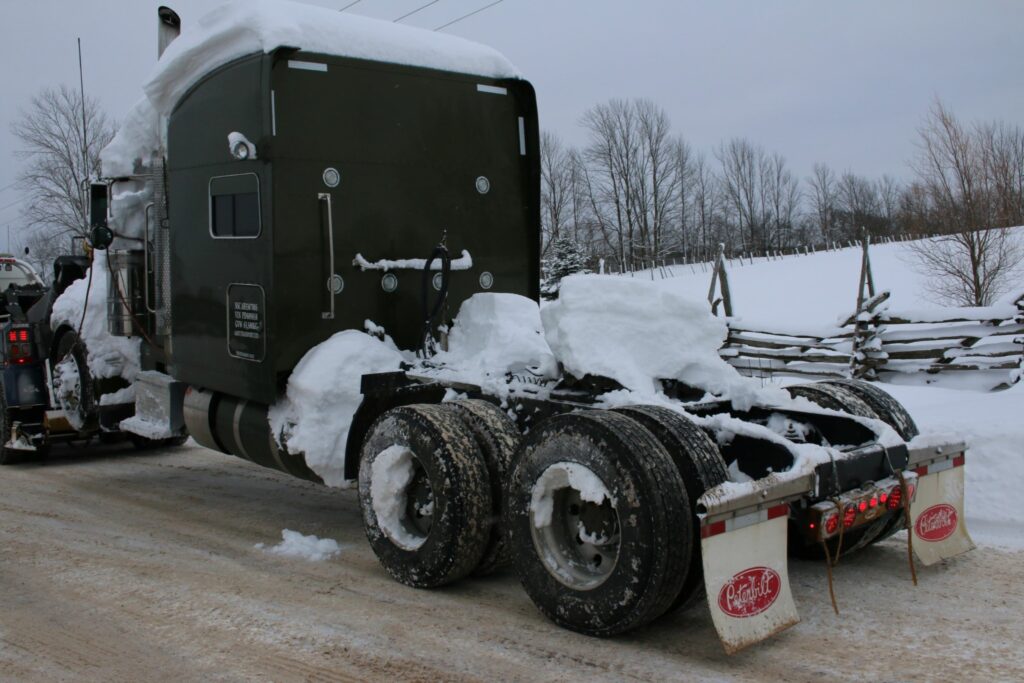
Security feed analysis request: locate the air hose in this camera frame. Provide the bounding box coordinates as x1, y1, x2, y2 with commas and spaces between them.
420, 244, 451, 358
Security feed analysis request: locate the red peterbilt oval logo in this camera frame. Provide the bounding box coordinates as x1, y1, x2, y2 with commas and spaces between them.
717, 567, 781, 618
915, 503, 958, 542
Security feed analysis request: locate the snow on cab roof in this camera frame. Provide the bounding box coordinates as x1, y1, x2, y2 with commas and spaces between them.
144, 0, 522, 117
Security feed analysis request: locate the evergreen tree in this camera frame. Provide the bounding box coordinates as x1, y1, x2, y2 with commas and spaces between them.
541, 236, 590, 299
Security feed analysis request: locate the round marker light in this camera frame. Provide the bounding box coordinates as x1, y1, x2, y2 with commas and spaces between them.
432, 272, 444, 291
232, 141, 250, 160
858, 500, 868, 513
381, 273, 398, 293
869, 496, 878, 509
824, 514, 839, 535
479, 271, 494, 290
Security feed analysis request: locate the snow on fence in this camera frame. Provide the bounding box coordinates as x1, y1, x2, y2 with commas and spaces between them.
717, 237, 1024, 390
721, 296, 1024, 389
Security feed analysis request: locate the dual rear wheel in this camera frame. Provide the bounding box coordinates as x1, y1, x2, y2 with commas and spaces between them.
357, 401, 727, 636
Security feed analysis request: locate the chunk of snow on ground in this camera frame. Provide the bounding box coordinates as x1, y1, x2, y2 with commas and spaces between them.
433, 293, 558, 379
256, 529, 341, 562
50, 251, 141, 383
369, 445, 426, 551
530, 462, 613, 528
268, 330, 403, 487
145, 0, 521, 117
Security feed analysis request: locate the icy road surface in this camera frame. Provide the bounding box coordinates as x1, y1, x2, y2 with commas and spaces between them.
1, 441, 1022, 682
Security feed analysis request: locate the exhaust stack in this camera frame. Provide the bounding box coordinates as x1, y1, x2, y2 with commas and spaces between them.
157, 6, 181, 58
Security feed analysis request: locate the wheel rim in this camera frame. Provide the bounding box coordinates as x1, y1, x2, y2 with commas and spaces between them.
529, 463, 619, 590
369, 445, 434, 551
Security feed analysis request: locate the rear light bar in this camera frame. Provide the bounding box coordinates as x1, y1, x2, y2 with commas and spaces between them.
806, 472, 919, 543
4, 325, 35, 366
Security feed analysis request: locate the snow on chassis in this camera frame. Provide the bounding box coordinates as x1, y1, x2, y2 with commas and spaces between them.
348, 280, 974, 653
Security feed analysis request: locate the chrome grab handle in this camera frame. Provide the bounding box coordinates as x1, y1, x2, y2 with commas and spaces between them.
318, 192, 335, 320
143, 202, 158, 314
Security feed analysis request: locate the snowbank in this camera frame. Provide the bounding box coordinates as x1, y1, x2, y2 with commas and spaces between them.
145, 0, 521, 117
883, 382, 1024, 549
542, 275, 744, 397
433, 293, 558, 379
268, 330, 404, 488
50, 251, 141, 382
256, 529, 341, 561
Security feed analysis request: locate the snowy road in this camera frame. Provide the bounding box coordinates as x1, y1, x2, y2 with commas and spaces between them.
1, 441, 1022, 682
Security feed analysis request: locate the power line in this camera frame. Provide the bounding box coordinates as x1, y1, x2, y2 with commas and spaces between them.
395, 0, 440, 22
0, 181, 18, 194
434, 0, 503, 30
339, 0, 363, 10
0, 197, 26, 214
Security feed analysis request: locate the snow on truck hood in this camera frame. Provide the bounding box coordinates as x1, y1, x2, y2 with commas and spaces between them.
144, 0, 521, 117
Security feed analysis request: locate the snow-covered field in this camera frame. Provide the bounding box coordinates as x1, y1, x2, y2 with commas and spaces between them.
648, 230, 1024, 330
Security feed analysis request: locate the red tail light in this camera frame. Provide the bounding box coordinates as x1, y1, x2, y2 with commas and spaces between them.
879, 492, 888, 504
5, 331, 15, 343
843, 505, 857, 528
869, 496, 878, 509
887, 484, 902, 510
825, 514, 839, 535
858, 500, 868, 513
17, 329, 28, 342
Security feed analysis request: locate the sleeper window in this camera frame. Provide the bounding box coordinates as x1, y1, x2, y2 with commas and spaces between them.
209, 174, 261, 238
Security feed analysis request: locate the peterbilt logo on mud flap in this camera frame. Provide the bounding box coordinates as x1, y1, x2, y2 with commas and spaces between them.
915, 503, 958, 542
717, 567, 781, 618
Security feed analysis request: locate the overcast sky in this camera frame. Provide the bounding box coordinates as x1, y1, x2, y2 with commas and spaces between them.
1, 0, 1021, 244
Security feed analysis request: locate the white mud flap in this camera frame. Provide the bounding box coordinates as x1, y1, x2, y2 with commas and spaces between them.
700, 503, 799, 654
909, 453, 975, 566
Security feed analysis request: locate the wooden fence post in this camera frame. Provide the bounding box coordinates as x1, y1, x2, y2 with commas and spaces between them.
707, 243, 734, 317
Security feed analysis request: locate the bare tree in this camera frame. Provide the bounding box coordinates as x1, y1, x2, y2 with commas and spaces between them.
808, 162, 838, 245
716, 138, 766, 251
11, 85, 114, 272
540, 131, 573, 254
908, 100, 1024, 305
907, 229, 1023, 306
763, 152, 800, 249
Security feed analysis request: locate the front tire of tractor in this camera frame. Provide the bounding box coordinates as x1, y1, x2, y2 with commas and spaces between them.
128, 434, 190, 450
821, 379, 919, 441
506, 410, 691, 637
442, 399, 521, 576
358, 404, 492, 588
613, 405, 728, 613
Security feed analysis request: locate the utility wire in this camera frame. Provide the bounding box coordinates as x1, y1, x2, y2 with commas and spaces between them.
339, 0, 363, 10
395, 0, 440, 22
0, 197, 26, 214
0, 181, 18, 194
434, 0, 503, 30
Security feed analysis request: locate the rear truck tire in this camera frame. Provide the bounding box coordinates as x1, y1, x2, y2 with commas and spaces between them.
506, 410, 691, 637
613, 405, 728, 613
821, 379, 920, 441
52, 329, 98, 433
442, 399, 521, 576
358, 404, 492, 588
785, 382, 878, 419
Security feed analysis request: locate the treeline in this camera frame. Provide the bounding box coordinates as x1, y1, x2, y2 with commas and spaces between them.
541, 99, 1024, 271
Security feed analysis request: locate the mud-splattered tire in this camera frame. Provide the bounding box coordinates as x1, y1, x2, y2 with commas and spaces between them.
506, 410, 691, 636
358, 404, 492, 588
786, 383, 878, 419
613, 405, 728, 613
821, 379, 919, 441
442, 399, 521, 576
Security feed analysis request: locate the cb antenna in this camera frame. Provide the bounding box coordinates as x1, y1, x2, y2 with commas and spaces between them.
77, 37, 89, 241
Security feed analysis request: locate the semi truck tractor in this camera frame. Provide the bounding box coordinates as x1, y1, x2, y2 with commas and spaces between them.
1, 2, 974, 653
